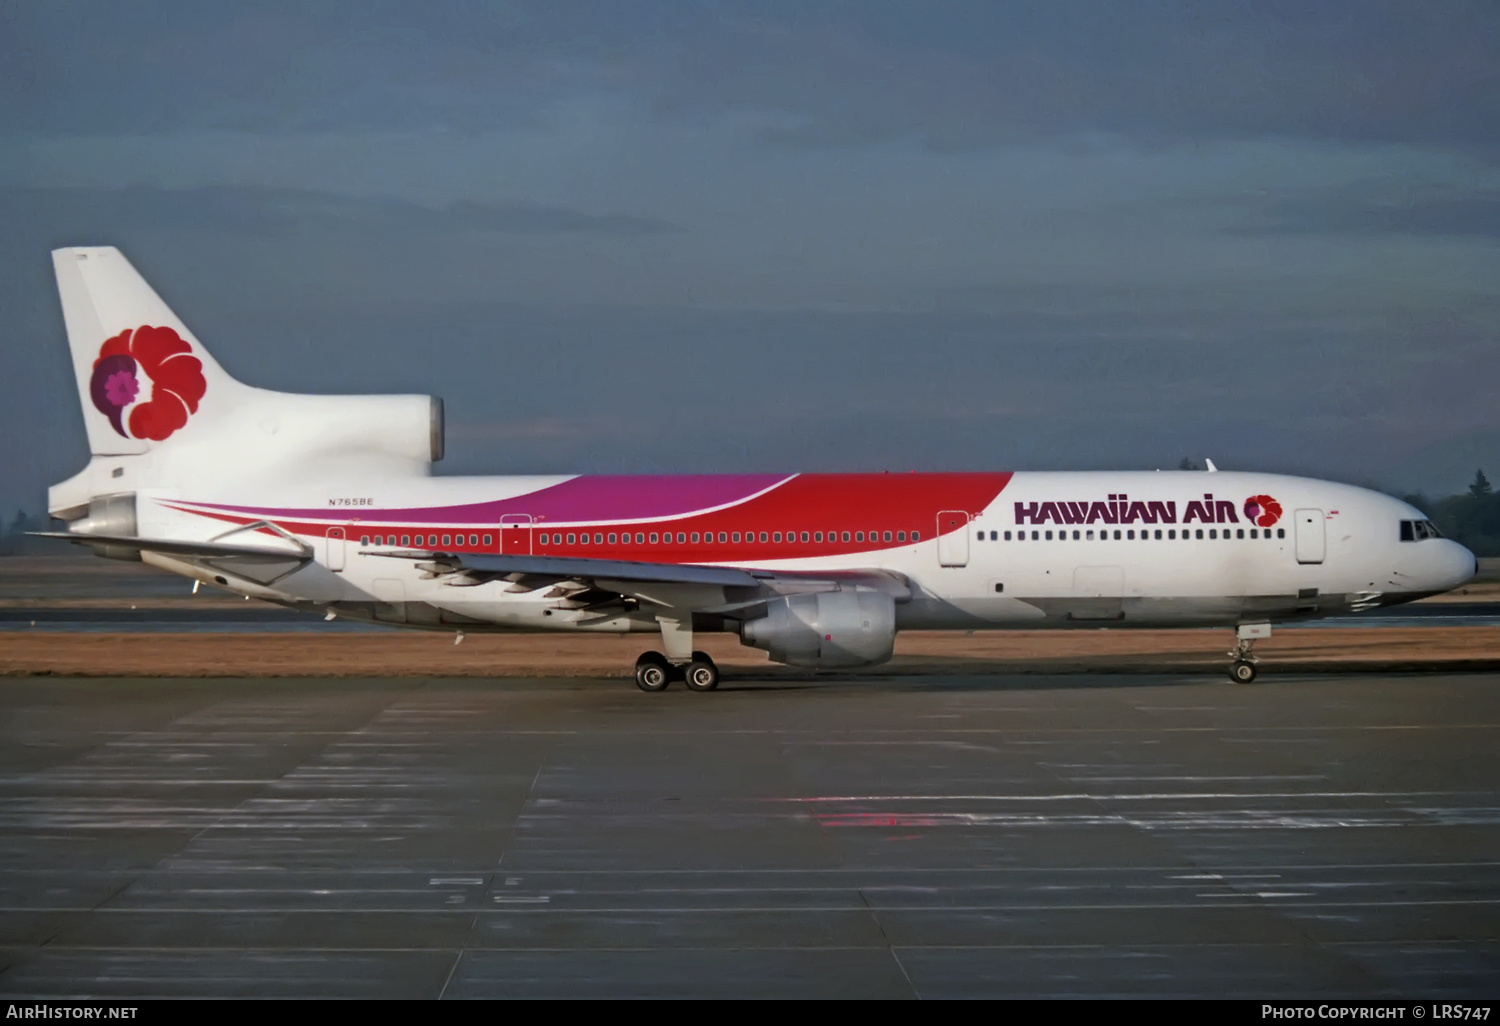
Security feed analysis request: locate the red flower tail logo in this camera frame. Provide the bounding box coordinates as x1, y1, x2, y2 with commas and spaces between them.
89, 326, 207, 441
1243, 494, 1283, 528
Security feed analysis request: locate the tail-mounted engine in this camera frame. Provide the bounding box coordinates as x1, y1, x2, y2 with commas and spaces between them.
64, 492, 140, 561
741, 587, 896, 668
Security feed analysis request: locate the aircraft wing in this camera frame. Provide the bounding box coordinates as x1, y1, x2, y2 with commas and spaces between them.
364, 549, 910, 610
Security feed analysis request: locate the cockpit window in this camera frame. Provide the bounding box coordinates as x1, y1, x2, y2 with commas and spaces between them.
1400, 519, 1443, 541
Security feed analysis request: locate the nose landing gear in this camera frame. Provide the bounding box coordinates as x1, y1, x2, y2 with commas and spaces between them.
1229, 622, 1271, 684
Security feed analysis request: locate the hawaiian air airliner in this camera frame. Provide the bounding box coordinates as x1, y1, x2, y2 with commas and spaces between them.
39, 247, 1477, 690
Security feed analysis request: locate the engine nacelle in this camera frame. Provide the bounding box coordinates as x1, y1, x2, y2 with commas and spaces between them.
741, 588, 896, 668
65, 492, 140, 561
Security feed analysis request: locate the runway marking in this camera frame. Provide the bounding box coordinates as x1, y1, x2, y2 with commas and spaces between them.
4, 897, 1494, 915
37, 723, 1500, 741
769, 791, 1467, 802
1056, 776, 1330, 782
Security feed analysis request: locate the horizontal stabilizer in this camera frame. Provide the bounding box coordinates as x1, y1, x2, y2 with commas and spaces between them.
30, 532, 312, 562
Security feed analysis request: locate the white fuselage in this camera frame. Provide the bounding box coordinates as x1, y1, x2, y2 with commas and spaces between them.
104, 468, 1475, 636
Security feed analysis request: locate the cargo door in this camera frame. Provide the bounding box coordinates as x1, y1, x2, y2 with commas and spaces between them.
372, 578, 406, 623
500, 514, 533, 555
1294, 509, 1325, 564
936, 511, 970, 567
1070, 565, 1125, 621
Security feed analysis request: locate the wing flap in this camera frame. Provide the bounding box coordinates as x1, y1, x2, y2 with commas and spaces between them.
366, 549, 761, 588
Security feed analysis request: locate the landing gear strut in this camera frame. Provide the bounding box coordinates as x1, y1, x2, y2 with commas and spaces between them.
633, 650, 720, 693
1229, 622, 1271, 684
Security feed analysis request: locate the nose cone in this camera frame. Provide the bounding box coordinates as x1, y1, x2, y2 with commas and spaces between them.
1427, 539, 1478, 593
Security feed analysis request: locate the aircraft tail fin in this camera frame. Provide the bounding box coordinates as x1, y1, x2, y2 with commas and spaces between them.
49, 246, 441, 523
53, 246, 248, 456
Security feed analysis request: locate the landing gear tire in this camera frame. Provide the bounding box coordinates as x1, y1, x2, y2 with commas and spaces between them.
635, 651, 671, 693
683, 656, 720, 693
1230, 659, 1258, 684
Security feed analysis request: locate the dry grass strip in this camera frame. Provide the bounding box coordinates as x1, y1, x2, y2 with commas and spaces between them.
3, 627, 1499, 678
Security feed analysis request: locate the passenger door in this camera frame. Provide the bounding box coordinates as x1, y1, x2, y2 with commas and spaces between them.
326, 527, 346, 572
500, 514, 533, 555
1294, 509, 1325, 564
936, 511, 970, 567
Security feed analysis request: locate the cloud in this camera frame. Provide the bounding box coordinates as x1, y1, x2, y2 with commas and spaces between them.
0, 185, 675, 243
1227, 185, 1500, 239
4, 3, 1498, 155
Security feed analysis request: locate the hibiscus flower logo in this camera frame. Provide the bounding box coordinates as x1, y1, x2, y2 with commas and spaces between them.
1243, 494, 1283, 528
89, 326, 207, 441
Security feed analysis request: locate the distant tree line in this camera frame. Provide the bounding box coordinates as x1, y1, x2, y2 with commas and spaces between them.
1405, 469, 1500, 557
0, 509, 55, 556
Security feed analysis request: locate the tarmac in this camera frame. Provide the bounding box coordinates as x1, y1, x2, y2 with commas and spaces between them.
1, 669, 1497, 998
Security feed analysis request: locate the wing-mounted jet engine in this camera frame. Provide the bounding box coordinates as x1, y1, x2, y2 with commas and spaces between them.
741, 588, 897, 669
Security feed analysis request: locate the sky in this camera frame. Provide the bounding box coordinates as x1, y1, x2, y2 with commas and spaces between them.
3, 1, 1499, 515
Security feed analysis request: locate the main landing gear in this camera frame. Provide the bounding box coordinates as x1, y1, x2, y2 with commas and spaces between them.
634, 650, 720, 693
1229, 622, 1272, 684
